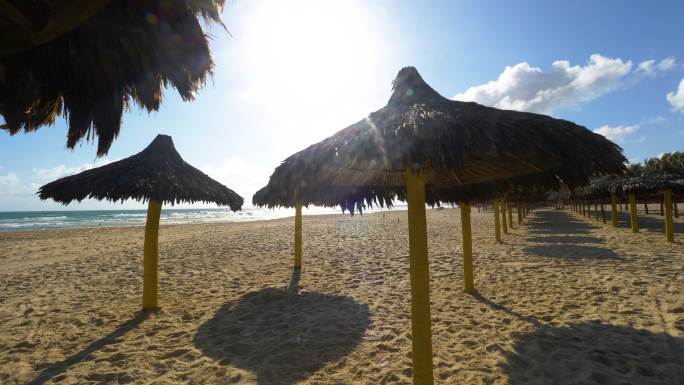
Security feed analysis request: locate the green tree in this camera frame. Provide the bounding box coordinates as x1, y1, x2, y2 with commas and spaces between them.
660, 151, 684, 176
625, 163, 644, 177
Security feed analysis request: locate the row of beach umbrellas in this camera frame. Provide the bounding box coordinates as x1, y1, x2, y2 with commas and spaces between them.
570, 175, 682, 242
2, 4, 631, 384
38, 68, 627, 385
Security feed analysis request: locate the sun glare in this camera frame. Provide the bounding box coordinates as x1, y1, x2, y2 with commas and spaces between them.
237, 0, 391, 148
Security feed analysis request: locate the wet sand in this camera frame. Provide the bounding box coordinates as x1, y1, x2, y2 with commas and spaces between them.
1, 207, 682, 384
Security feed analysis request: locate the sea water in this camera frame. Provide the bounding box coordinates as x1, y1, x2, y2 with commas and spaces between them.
0, 205, 406, 232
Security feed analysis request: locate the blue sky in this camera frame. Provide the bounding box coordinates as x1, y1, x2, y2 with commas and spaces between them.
1, 0, 683, 211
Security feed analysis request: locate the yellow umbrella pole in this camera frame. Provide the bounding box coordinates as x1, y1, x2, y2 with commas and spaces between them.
460, 203, 474, 293
494, 199, 502, 243
664, 189, 674, 242
629, 193, 638, 233
294, 202, 303, 268
500, 200, 508, 234
143, 199, 162, 310
610, 193, 618, 227
507, 202, 513, 229
405, 171, 434, 385
600, 203, 606, 224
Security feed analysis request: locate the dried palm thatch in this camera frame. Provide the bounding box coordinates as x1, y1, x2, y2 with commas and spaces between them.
429, 170, 569, 206
571, 175, 624, 200
1, 0, 224, 156
39, 134, 243, 209
620, 174, 684, 196
254, 67, 626, 212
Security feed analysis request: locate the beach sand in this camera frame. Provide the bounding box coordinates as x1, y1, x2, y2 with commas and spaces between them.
1, 207, 682, 384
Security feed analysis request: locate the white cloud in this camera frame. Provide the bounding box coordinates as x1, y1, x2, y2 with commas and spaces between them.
666, 78, 684, 112
641, 115, 667, 125
0, 159, 115, 206
454, 54, 633, 113
636, 57, 677, 76
0, 173, 23, 195
593, 124, 639, 143
31, 158, 114, 182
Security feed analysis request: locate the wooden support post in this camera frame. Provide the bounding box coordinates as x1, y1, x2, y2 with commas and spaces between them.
600, 203, 606, 224
494, 199, 502, 243
594, 203, 598, 220
507, 202, 513, 229
675, 201, 679, 218
644, 202, 649, 215
460, 203, 474, 293
405, 171, 435, 385
143, 199, 162, 310
517, 202, 523, 224
664, 189, 674, 243
610, 193, 618, 227
500, 200, 508, 234
294, 202, 302, 268
629, 193, 638, 233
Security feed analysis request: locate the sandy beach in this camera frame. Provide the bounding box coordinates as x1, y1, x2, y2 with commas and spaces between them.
1, 207, 683, 384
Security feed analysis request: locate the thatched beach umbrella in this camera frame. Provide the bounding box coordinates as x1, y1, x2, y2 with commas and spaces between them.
571, 175, 623, 226
1, 0, 224, 156
39, 134, 243, 309
572, 174, 682, 242
254, 67, 625, 384
620, 174, 683, 241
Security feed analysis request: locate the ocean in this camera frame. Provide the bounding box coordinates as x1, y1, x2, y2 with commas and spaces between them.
0, 205, 406, 232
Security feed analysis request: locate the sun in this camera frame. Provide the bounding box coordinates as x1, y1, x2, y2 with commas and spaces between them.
236, 0, 392, 147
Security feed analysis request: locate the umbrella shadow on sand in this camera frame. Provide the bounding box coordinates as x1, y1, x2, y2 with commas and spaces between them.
526, 235, 604, 244
615, 211, 684, 234
501, 321, 684, 385
524, 210, 620, 260
193, 272, 369, 385
522, 244, 622, 260
526, 210, 599, 235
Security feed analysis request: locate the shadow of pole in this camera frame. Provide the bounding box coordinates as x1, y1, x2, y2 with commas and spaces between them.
472, 293, 542, 327
27, 311, 150, 385
288, 267, 301, 293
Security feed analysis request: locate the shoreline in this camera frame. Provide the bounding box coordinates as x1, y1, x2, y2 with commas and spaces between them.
0, 210, 407, 235
0, 206, 410, 234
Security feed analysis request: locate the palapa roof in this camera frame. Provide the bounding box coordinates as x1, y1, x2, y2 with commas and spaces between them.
619, 174, 684, 196
254, 67, 626, 212
571, 175, 624, 200
39, 135, 243, 209
1, 0, 224, 156
571, 174, 684, 200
